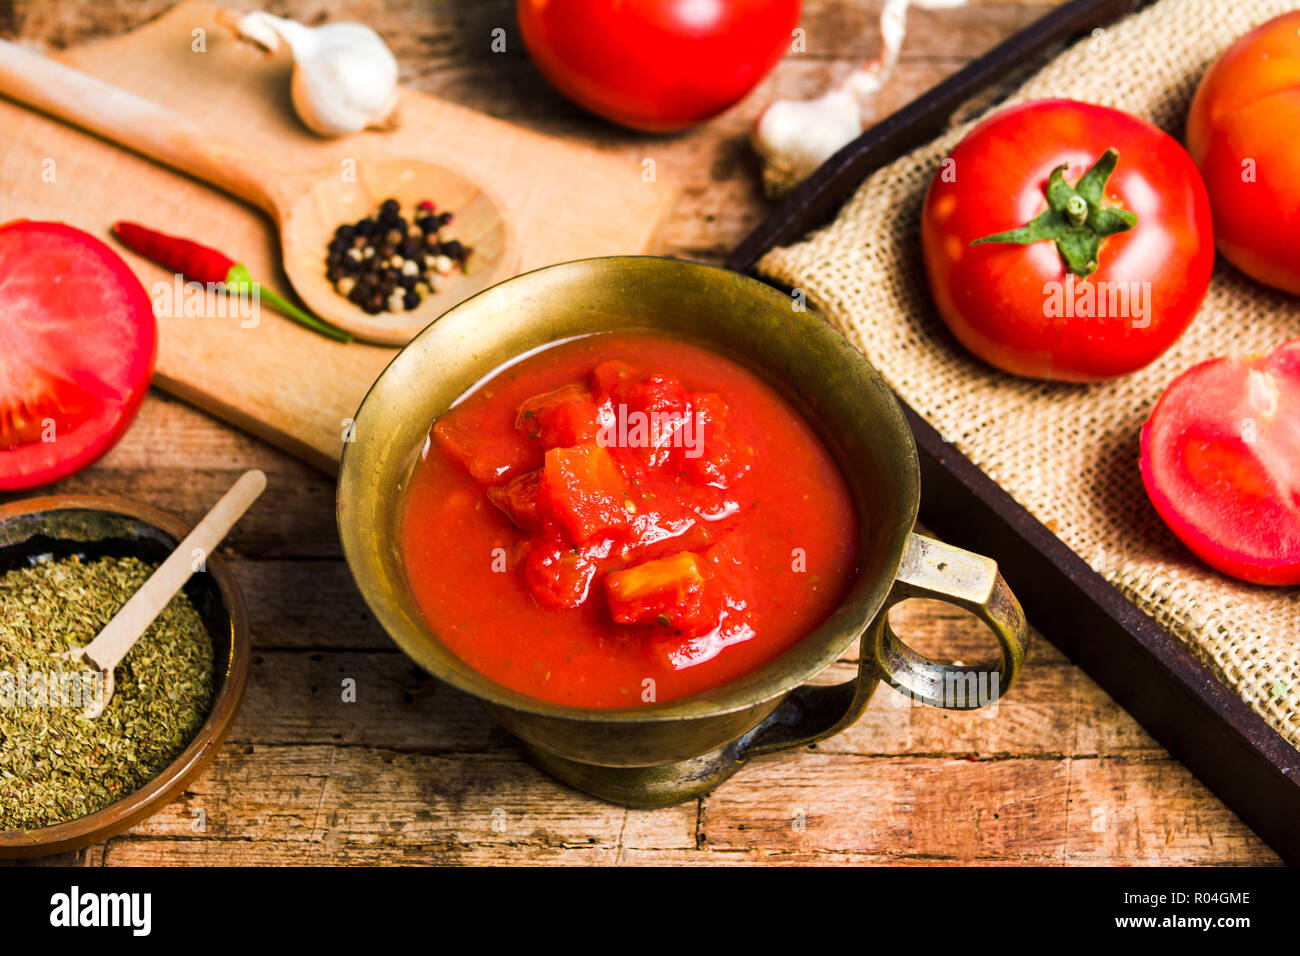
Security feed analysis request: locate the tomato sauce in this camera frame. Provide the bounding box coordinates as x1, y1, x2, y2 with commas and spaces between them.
400, 331, 858, 707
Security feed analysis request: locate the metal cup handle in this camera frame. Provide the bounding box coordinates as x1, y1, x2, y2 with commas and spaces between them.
740, 533, 1030, 759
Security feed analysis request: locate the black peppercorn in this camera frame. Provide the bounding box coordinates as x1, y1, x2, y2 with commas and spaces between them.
330, 196, 471, 315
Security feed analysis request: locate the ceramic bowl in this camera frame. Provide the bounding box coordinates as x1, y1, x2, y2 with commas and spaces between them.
0, 495, 249, 857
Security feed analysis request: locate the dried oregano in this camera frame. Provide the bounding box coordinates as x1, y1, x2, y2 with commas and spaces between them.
0, 555, 214, 830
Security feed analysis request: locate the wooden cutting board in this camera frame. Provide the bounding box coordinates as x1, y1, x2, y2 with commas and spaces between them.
0, 1, 676, 472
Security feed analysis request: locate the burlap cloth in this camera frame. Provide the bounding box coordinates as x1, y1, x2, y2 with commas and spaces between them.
758, 0, 1300, 748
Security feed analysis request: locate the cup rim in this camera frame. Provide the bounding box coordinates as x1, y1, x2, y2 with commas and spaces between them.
0, 494, 250, 857
338, 255, 920, 724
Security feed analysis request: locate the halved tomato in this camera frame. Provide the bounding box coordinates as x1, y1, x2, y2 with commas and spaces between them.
0, 221, 156, 490
1139, 339, 1300, 585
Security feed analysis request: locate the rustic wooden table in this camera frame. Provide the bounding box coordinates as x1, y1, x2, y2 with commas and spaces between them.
2, 0, 1280, 865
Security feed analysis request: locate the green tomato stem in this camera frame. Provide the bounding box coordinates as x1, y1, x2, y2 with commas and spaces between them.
970, 147, 1138, 278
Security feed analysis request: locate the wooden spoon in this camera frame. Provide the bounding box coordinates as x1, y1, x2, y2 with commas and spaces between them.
62, 470, 267, 718
0, 39, 516, 346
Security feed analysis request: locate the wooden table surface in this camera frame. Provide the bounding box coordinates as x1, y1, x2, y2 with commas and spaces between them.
1, 0, 1280, 865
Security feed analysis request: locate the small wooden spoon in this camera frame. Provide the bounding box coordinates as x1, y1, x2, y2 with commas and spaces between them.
0, 39, 516, 346
63, 470, 267, 718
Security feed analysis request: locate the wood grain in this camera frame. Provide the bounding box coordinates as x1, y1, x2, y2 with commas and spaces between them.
0, 0, 1280, 866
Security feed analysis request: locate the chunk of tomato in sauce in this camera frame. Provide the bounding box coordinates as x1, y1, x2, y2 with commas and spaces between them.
683, 392, 752, 489
645, 536, 758, 670
604, 550, 721, 636
590, 360, 639, 405
432, 417, 535, 485
539, 442, 630, 543
623, 375, 693, 469
523, 526, 611, 609
487, 468, 542, 530
515, 383, 604, 450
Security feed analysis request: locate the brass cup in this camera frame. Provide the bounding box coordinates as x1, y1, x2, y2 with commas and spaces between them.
337, 257, 1029, 807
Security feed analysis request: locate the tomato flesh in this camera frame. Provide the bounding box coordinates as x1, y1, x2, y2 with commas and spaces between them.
487, 468, 543, 529
515, 383, 603, 449
1140, 339, 1300, 585
0, 221, 156, 491
605, 551, 719, 635
539, 442, 631, 542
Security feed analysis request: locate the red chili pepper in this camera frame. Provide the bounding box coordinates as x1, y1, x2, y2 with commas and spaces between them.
111, 221, 235, 286
109, 221, 351, 342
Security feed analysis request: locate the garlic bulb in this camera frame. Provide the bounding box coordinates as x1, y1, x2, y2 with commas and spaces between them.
752, 0, 966, 196
219, 9, 400, 137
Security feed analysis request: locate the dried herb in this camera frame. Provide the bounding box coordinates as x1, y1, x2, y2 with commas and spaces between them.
0, 555, 214, 830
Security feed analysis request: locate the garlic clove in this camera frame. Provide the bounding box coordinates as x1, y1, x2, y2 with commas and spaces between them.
752, 87, 864, 197
289, 44, 400, 137
220, 9, 400, 138
750, 0, 967, 196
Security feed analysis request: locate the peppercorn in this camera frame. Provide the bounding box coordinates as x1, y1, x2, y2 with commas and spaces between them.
329, 198, 473, 315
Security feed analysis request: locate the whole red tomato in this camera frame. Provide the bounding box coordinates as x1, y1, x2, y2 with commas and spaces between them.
921, 99, 1214, 382
517, 0, 801, 132
1187, 11, 1300, 296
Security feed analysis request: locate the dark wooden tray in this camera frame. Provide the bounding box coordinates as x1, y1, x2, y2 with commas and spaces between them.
727, 0, 1300, 864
